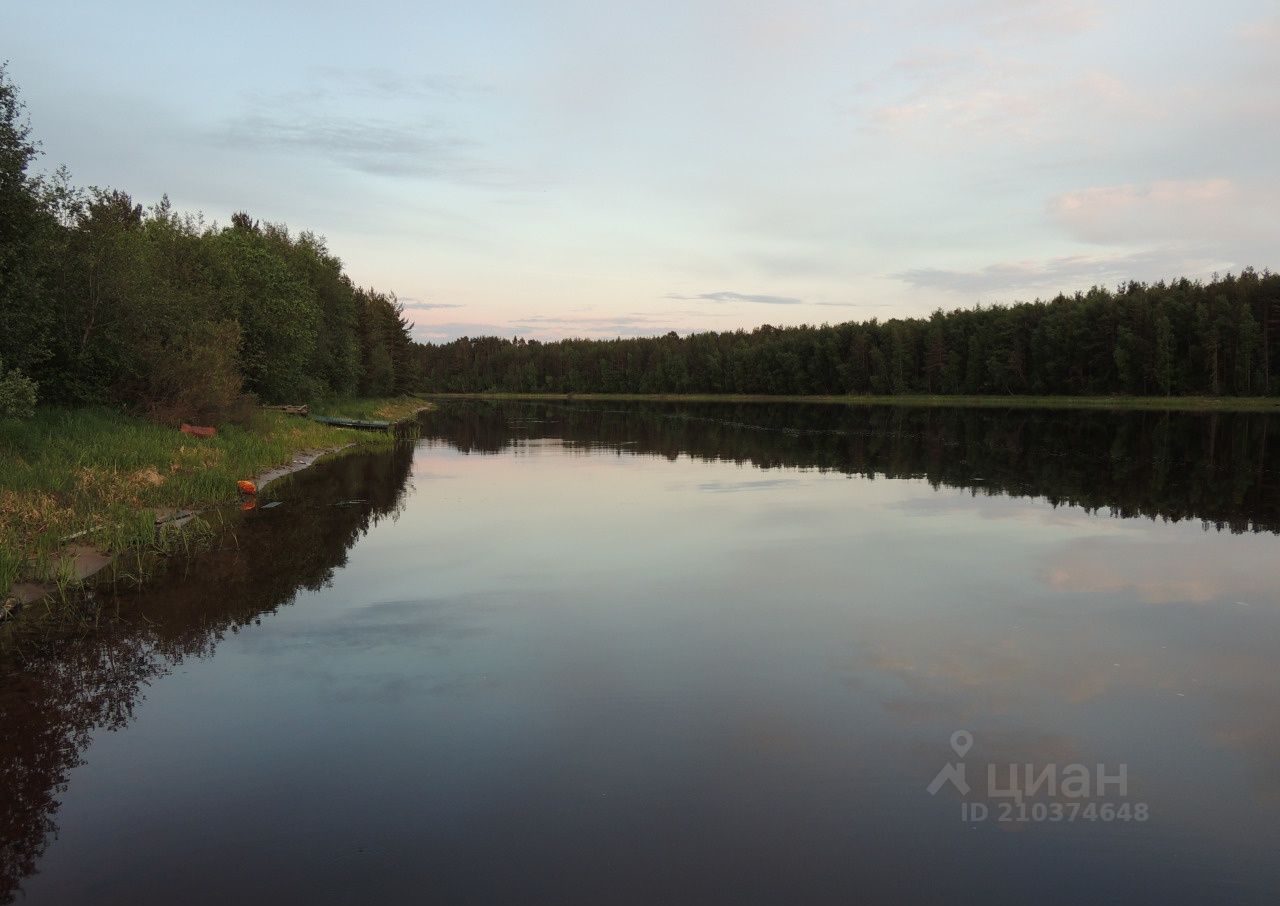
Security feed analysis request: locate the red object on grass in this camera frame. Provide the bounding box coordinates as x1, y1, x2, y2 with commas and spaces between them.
180, 423, 217, 438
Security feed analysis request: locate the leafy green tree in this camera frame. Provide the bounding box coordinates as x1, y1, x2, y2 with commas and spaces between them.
0, 70, 424, 418
0, 356, 37, 418
0, 66, 55, 376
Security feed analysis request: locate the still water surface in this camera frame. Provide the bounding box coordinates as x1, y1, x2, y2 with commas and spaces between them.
3, 401, 1279, 904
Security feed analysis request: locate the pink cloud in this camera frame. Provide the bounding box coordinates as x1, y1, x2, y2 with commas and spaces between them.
1234, 15, 1280, 44
1048, 178, 1276, 244
976, 0, 1102, 38
867, 57, 1157, 144
923, 0, 1102, 38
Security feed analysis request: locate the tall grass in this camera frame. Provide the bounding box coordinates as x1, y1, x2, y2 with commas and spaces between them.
310, 395, 430, 421
0, 400, 425, 602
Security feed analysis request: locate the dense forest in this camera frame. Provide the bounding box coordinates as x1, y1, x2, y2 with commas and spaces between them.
416, 270, 1280, 397
5, 68, 1279, 415
0, 68, 417, 422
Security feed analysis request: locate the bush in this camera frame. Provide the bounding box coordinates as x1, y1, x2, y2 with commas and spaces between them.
140, 320, 252, 425
0, 358, 37, 419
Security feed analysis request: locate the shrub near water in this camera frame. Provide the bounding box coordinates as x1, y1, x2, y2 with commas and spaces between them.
0, 357, 37, 419
138, 320, 252, 426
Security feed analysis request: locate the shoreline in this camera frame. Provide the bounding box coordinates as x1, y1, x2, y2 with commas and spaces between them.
1, 402, 432, 620
3, 442, 358, 615
424, 392, 1280, 413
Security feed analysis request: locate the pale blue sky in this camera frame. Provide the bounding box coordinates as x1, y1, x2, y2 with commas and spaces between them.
5, 1, 1277, 341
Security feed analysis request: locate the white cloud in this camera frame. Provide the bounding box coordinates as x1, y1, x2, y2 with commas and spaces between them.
665, 291, 806, 306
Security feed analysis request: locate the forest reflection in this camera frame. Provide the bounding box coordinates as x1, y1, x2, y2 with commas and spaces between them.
422, 400, 1280, 534
1, 400, 1277, 902
0, 445, 415, 903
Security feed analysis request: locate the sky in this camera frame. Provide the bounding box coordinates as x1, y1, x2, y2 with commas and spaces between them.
4, 0, 1278, 343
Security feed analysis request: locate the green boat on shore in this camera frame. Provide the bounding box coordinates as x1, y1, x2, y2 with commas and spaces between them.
310, 415, 392, 430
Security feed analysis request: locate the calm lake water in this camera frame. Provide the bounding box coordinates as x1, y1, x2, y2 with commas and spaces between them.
3, 400, 1279, 904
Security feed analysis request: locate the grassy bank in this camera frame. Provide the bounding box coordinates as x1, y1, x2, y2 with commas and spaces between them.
308, 398, 435, 421
0, 397, 429, 601
426, 392, 1280, 413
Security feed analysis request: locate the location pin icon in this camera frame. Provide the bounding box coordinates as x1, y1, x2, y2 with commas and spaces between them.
950, 730, 973, 758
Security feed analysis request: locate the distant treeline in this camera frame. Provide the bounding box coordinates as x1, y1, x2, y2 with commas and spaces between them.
0, 69, 417, 422
417, 271, 1280, 397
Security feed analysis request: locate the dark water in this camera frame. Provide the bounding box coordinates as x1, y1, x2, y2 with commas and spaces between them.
3, 401, 1279, 905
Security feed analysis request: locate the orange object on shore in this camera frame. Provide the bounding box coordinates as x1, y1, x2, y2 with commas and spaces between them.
181, 423, 217, 438
237, 480, 257, 495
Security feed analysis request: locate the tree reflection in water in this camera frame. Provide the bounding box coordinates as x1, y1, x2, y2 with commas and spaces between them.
0, 443, 414, 903
1, 401, 1277, 901
423, 401, 1280, 533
